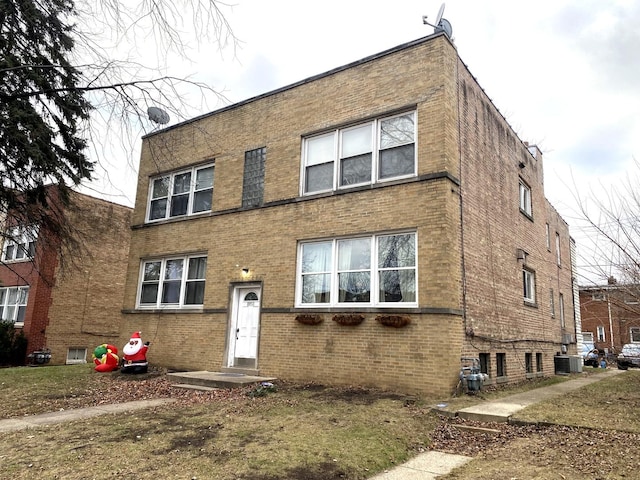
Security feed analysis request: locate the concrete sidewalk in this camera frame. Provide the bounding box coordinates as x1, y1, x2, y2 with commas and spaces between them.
0, 398, 176, 433
371, 368, 623, 479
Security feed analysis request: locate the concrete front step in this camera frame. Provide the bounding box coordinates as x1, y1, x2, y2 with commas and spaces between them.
167, 370, 276, 389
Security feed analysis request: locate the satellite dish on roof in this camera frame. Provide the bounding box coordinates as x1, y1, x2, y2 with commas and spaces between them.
147, 106, 170, 125
422, 3, 454, 39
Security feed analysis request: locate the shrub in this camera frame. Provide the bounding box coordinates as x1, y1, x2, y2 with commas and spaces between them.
0, 320, 28, 366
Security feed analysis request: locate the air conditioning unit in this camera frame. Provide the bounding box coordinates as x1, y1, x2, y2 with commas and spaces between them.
569, 355, 583, 373
562, 333, 575, 344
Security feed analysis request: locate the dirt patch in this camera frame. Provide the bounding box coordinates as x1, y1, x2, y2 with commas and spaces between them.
241, 461, 347, 480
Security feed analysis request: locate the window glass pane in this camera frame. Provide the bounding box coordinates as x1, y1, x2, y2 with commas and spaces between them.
152, 177, 170, 198
5, 244, 15, 260
340, 154, 372, 186
0, 289, 5, 304
302, 274, 331, 303
143, 262, 161, 281
149, 198, 167, 220
306, 163, 333, 192
162, 281, 181, 304
140, 284, 159, 304
188, 257, 207, 279
193, 189, 212, 213
5, 305, 15, 322
7, 288, 17, 304
379, 144, 415, 179
338, 272, 370, 302
170, 194, 189, 216
342, 124, 372, 158
307, 133, 335, 166
242, 148, 266, 208
379, 270, 415, 303
302, 242, 332, 273
165, 259, 184, 280
338, 238, 371, 270
184, 281, 205, 304
17, 288, 28, 304
173, 172, 192, 194
196, 167, 214, 190
17, 305, 26, 323
16, 246, 25, 259
380, 113, 414, 149
378, 234, 415, 268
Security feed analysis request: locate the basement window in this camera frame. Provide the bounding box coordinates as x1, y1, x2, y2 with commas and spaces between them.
496, 352, 507, 378
66, 348, 87, 364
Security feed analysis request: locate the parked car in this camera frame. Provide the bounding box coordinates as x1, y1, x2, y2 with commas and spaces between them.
616, 343, 640, 370
581, 342, 600, 367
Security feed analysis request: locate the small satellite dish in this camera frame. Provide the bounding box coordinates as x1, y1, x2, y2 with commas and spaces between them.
147, 106, 170, 125
422, 3, 453, 39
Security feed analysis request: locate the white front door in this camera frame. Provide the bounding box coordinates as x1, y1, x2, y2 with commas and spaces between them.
227, 285, 261, 367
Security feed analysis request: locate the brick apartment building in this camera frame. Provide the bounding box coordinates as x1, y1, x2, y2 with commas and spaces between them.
120, 32, 575, 396
579, 283, 640, 354
0, 187, 132, 364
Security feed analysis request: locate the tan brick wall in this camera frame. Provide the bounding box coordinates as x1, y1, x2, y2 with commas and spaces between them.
456, 58, 575, 382
45, 193, 132, 365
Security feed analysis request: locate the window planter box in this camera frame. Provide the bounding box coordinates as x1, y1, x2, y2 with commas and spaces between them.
332, 314, 365, 326
376, 315, 411, 328
295, 314, 324, 325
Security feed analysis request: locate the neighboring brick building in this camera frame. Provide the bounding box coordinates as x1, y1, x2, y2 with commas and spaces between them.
579, 283, 640, 354
0, 187, 132, 364
120, 32, 575, 396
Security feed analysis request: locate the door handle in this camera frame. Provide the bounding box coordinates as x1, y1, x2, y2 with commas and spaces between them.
236, 328, 240, 340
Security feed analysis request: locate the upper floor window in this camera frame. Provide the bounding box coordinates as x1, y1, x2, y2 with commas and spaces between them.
0, 286, 29, 324
147, 164, 214, 222
242, 147, 266, 208
545, 223, 550, 250
302, 112, 416, 194
137, 255, 207, 308
523, 267, 536, 304
2, 226, 37, 262
297, 232, 417, 307
519, 179, 532, 217
559, 292, 565, 328
597, 325, 606, 342
550, 288, 555, 317
555, 232, 561, 266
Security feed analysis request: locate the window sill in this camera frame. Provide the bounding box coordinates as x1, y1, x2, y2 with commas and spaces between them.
519, 209, 534, 222
496, 376, 509, 384
124, 307, 204, 314
524, 300, 538, 308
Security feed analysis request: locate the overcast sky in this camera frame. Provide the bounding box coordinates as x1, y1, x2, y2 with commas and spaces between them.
86, 0, 639, 284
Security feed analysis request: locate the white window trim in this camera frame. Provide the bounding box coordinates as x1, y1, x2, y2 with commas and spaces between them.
0, 285, 29, 325
146, 163, 214, 223
555, 232, 561, 267
301, 111, 417, 195
66, 347, 87, 364
523, 268, 536, 304
136, 254, 207, 309
519, 180, 532, 217
295, 231, 418, 308
597, 325, 606, 342
2, 226, 38, 262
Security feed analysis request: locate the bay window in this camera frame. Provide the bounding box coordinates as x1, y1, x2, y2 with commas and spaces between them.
147, 164, 214, 222
303, 111, 416, 194
138, 255, 207, 308
298, 232, 417, 307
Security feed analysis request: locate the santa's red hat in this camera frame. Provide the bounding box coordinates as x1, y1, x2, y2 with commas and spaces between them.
131, 331, 141, 339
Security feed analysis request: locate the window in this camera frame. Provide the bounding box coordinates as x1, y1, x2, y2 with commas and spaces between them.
597, 325, 606, 342
592, 292, 605, 301
555, 232, 561, 266
519, 180, 532, 217
536, 352, 543, 372
559, 293, 565, 328
138, 255, 207, 308
297, 232, 417, 307
147, 164, 214, 222
66, 348, 87, 364
631, 327, 640, 343
496, 352, 506, 377
2, 226, 37, 262
523, 268, 536, 303
545, 223, 550, 250
479, 353, 491, 376
0, 286, 29, 324
242, 147, 266, 208
525, 353, 533, 374
302, 111, 415, 194
582, 332, 594, 343
550, 288, 555, 317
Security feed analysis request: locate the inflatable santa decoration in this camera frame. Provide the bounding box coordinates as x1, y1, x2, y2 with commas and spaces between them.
121, 331, 150, 374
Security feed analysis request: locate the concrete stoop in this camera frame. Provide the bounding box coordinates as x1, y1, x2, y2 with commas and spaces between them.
167, 370, 277, 390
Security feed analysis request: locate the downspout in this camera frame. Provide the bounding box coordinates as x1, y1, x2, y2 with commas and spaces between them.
607, 293, 615, 352
456, 57, 468, 336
